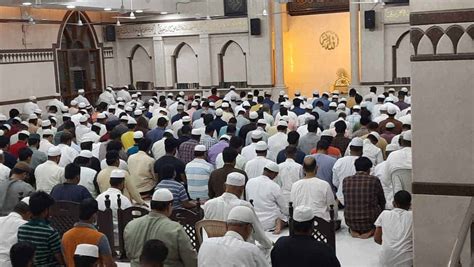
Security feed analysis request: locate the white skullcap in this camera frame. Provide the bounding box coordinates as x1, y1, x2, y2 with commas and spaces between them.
386, 144, 399, 152
402, 130, 412, 141
257, 119, 267, 125
283, 94, 289, 99
47, 146, 61, 157
388, 88, 396, 92
251, 130, 263, 139
401, 87, 409, 93
42, 129, 54, 136
313, 91, 319, 96
75, 244, 98, 258
191, 129, 201, 135
148, 99, 155, 104
182, 116, 191, 123
332, 95, 339, 99
128, 118, 137, 125
70, 100, 78, 106
133, 110, 143, 116
249, 112, 258, 120
120, 115, 128, 121
368, 131, 380, 141
230, 85, 236, 90
152, 188, 174, 202
264, 161, 279, 173
97, 113, 107, 119
293, 206, 314, 222
337, 103, 345, 110
28, 114, 38, 120
41, 120, 51, 127
340, 97, 347, 102
242, 101, 251, 108
78, 89, 85, 94
215, 108, 224, 117
79, 115, 88, 123
137, 92, 142, 96
21, 196, 30, 205
379, 104, 388, 111
133, 131, 144, 139
125, 106, 133, 112
29, 96, 36, 101
349, 137, 364, 147
277, 120, 288, 127
21, 121, 29, 128
110, 169, 126, 179
321, 129, 333, 137
34, 109, 42, 114
352, 105, 361, 110
117, 97, 124, 102
2, 124, 11, 130
247, 92, 253, 96
387, 106, 397, 115
118, 102, 125, 106
191, 101, 198, 107
50, 117, 57, 123
12, 117, 21, 122
225, 172, 246, 186
179, 91, 185, 96
378, 94, 386, 99
222, 102, 230, 108
361, 101, 368, 108
329, 102, 337, 108
0, 115, 6, 121
195, 93, 201, 97
294, 91, 301, 96
19, 130, 30, 136
283, 102, 291, 109
220, 134, 230, 141
131, 94, 138, 98
227, 206, 254, 224
0, 130, 4, 136
209, 102, 215, 107
386, 122, 395, 129
255, 141, 268, 151
79, 150, 93, 159
306, 104, 313, 109
78, 102, 87, 109
333, 90, 340, 95
194, 145, 206, 152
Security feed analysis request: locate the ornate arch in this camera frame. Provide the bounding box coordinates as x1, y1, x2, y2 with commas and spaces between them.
218, 40, 247, 87
171, 42, 198, 87
128, 44, 152, 85
392, 30, 410, 83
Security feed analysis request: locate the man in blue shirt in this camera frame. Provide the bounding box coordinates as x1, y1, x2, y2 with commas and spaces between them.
50, 163, 92, 203
155, 164, 196, 209
146, 117, 168, 144
262, 91, 275, 110
276, 131, 306, 164
311, 140, 338, 192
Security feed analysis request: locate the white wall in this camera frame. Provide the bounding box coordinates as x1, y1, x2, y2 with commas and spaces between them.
176, 44, 199, 84
223, 41, 247, 83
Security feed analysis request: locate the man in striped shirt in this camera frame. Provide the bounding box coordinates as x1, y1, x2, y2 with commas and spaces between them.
155, 164, 197, 210
185, 145, 214, 201
17, 191, 65, 266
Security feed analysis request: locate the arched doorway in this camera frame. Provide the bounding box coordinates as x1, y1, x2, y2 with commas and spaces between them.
218, 40, 247, 88
54, 11, 104, 105
128, 44, 153, 87
171, 42, 199, 89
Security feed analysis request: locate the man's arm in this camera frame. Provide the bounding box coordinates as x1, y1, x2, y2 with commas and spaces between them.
375, 179, 386, 209
49, 231, 65, 265
125, 173, 145, 204
97, 236, 117, 267
177, 227, 198, 267
374, 226, 383, 245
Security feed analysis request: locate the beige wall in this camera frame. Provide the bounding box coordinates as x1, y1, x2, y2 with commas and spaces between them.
283, 12, 351, 97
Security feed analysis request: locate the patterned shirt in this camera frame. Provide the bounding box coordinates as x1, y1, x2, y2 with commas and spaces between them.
18, 218, 61, 267
155, 179, 188, 209
178, 139, 199, 165
185, 158, 214, 200
342, 171, 386, 232
331, 134, 351, 155
200, 134, 218, 151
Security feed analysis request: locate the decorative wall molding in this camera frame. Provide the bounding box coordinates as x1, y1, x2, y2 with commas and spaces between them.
384, 6, 410, 24
117, 18, 248, 39
287, 0, 349, 16
103, 47, 114, 59
411, 9, 474, 26
0, 49, 54, 64
411, 24, 474, 61
413, 182, 474, 197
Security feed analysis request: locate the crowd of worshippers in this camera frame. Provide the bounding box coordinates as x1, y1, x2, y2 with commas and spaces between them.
0, 85, 413, 266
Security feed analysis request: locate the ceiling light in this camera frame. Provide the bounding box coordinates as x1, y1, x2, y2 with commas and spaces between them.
66, 5, 76, 9
160, 11, 168, 15
262, 9, 268, 16
116, 20, 121, 26
104, 7, 112, 11
22, 2, 32, 6
77, 17, 83, 26
135, 9, 143, 13
129, 12, 136, 19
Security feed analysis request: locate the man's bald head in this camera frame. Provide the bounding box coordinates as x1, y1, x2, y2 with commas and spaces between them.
303, 157, 316, 173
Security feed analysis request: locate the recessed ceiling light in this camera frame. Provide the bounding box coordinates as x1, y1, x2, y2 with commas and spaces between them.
66, 5, 76, 9
160, 11, 168, 15
104, 7, 112, 11
22, 2, 32, 6
136, 9, 143, 13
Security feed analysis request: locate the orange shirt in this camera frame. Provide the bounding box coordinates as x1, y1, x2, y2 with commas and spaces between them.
310, 146, 341, 159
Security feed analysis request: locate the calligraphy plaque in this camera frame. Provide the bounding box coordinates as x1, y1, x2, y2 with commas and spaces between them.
224, 0, 248, 16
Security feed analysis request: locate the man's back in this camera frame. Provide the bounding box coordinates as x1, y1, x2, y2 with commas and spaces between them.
0, 212, 26, 264
124, 212, 197, 267
291, 178, 335, 221
245, 156, 273, 179
271, 235, 340, 267
208, 165, 247, 199
50, 183, 92, 203
0, 180, 34, 216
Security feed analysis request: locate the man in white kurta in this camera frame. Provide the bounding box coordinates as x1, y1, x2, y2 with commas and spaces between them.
0, 198, 29, 266
276, 147, 304, 204
245, 162, 288, 231
23, 96, 40, 116
372, 144, 399, 209
57, 136, 79, 167
385, 130, 412, 193
241, 130, 263, 162
244, 141, 274, 179
34, 147, 65, 193
363, 132, 384, 166
198, 206, 270, 267
97, 87, 116, 105
332, 137, 364, 205
73, 89, 91, 106
267, 121, 289, 161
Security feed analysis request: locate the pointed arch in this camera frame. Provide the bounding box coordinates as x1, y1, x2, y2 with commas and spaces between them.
218, 40, 247, 87
128, 44, 153, 85
392, 30, 410, 83
172, 42, 199, 88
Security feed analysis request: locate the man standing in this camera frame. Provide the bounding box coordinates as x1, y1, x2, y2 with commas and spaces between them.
276, 146, 304, 203
0, 162, 34, 216
178, 129, 201, 165
35, 146, 65, 194
271, 205, 340, 267
185, 145, 214, 201
124, 188, 197, 267
0, 198, 30, 266
127, 139, 156, 196
198, 206, 269, 267
27, 134, 47, 171
209, 148, 248, 198
311, 140, 337, 192
244, 141, 273, 179
298, 120, 321, 155
267, 121, 289, 161
343, 157, 386, 238
50, 163, 92, 203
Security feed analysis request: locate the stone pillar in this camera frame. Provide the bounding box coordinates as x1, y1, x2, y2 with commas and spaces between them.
152, 36, 167, 87
198, 34, 212, 88
273, 1, 285, 89
350, 2, 360, 86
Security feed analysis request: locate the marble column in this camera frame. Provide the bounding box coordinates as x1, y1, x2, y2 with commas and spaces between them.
350, 2, 360, 86
198, 34, 212, 88
152, 36, 167, 87
273, 1, 285, 89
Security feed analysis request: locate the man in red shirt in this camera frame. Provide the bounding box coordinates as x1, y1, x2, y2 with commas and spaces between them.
9, 131, 29, 158
207, 87, 220, 102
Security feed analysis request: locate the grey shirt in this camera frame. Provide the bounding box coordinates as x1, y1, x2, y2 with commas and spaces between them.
298, 132, 321, 155
30, 147, 47, 170
320, 110, 338, 130
0, 179, 34, 216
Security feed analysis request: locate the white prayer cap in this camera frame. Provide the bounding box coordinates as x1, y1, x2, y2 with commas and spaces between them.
386, 122, 395, 129
255, 141, 268, 151
230, 85, 236, 90
179, 91, 185, 96
283, 94, 289, 99
12, 117, 21, 123
321, 129, 333, 137
313, 91, 319, 96
28, 96, 36, 101
79, 115, 88, 123
368, 131, 380, 141
50, 117, 57, 123
41, 120, 51, 127
388, 88, 396, 92
257, 119, 267, 125
125, 106, 133, 112
222, 102, 230, 108
283, 102, 291, 109
195, 93, 201, 97
164, 129, 174, 135
78, 102, 87, 109
227, 206, 254, 224
332, 95, 339, 99
349, 137, 364, 147
182, 116, 191, 123
402, 130, 412, 141
152, 188, 174, 202
306, 104, 313, 109
277, 120, 288, 127
28, 114, 38, 120
352, 105, 361, 110
333, 90, 340, 95
194, 145, 206, 152
21, 196, 30, 205
120, 115, 129, 121
220, 134, 230, 141
97, 113, 107, 119
117, 97, 124, 102
0, 115, 6, 121
42, 129, 54, 136
133, 131, 144, 139
34, 109, 42, 114
128, 117, 137, 125
118, 102, 125, 107
378, 94, 386, 99
133, 110, 143, 116
79, 150, 93, 159
0, 130, 4, 136
21, 121, 29, 128
337, 103, 345, 110
226, 172, 245, 186
340, 97, 347, 102
47, 146, 61, 157
191, 101, 198, 107
209, 102, 215, 107
148, 99, 155, 104
19, 130, 30, 137
242, 101, 251, 108
78, 89, 85, 94
110, 169, 126, 179
2, 124, 11, 130
361, 101, 368, 108
215, 108, 224, 117
247, 92, 253, 97
74, 244, 99, 258
249, 112, 258, 120
329, 102, 337, 108
70, 100, 78, 106
137, 92, 142, 96
401, 87, 409, 93
191, 129, 201, 136
293, 206, 314, 222
105, 86, 112, 91
387, 106, 397, 115
379, 104, 388, 111
264, 161, 279, 173
386, 144, 399, 152
131, 94, 138, 98
251, 130, 263, 139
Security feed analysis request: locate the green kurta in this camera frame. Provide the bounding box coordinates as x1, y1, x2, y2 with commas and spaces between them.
124, 211, 197, 267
